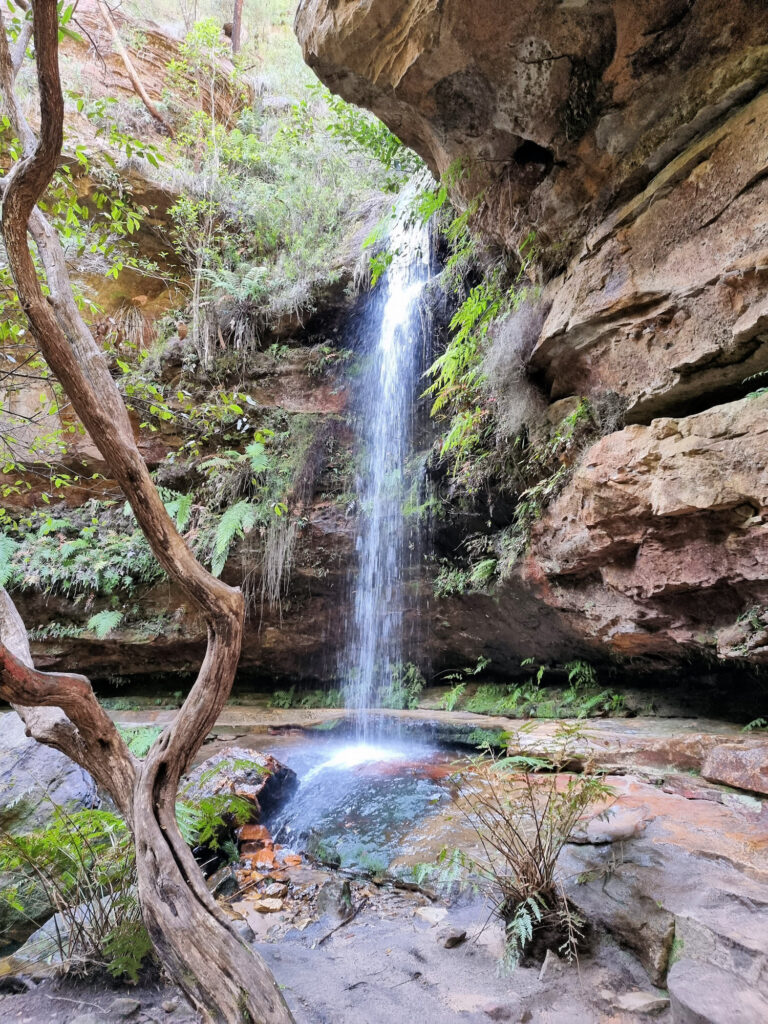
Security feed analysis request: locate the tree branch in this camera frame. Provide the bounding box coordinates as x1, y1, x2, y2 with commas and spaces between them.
0, 588, 136, 817
95, 0, 175, 138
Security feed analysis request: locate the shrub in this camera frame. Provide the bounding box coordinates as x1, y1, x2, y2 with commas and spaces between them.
382, 662, 425, 710
0, 786, 256, 978
451, 725, 614, 967
434, 562, 470, 598
0, 808, 150, 981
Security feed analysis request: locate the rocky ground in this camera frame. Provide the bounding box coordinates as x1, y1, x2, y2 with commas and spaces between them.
1, 706, 765, 1023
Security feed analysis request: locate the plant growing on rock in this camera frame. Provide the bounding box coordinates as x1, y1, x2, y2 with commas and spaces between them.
450, 725, 613, 967
0, 807, 150, 981
0, 5, 291, 1019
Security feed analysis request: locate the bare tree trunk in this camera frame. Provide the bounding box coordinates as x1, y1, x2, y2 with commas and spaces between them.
95, 0, 175, 138
231, 0, 243, 54
0, 4, 293, 1021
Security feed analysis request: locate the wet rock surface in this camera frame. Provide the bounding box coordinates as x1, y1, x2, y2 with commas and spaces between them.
183, 746, 298, 821
668, 959, 768, 1024
1, 709, 766, 1022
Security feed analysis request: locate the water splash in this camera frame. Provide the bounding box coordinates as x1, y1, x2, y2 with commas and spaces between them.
342, 212, 433, 736
302, 743, 409, 781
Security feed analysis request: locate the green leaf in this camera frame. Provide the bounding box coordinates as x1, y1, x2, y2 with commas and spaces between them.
86, 609, 123, 638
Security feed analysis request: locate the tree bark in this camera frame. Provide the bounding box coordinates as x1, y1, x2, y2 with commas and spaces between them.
0, 4, 293, 1021
231, 0, 243, 55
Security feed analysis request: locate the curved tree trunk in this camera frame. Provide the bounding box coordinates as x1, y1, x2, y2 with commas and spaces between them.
0, 3, 293, 1021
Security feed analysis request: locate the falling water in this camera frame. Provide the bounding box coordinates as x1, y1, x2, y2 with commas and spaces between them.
342, 212, 433, 737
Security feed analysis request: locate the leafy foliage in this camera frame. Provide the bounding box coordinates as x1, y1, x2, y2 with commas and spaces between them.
382, 662, 426, 710
210, 499, 257, 577
86, 609, 123, 639
0, 808, 150, 980
268, 686, 345, 709
449, 725, 614, 966
116, 725, 164, 758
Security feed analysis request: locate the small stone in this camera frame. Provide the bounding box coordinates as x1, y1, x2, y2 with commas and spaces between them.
615, 991, 670, 1014
263, 882, 288, 898
484, 1006, 514, 1022
161, 1000, 178, 1013
282, 853, 302, 866
252, 897, 283, 913
414, 905, 447, 926
110, 998, 141, 1018
437, 926, 467, 948
232, 918, 255, 942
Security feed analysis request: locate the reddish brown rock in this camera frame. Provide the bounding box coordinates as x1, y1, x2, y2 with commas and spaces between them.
183, 746, 297, 821
240, 823, 273, 844
295, 0, 768, 271
294, 0, 768, 677
702, 743, 768, 797
524, 394, 768, 664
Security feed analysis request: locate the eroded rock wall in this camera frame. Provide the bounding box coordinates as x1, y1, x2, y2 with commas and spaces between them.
296, 0, 768, 672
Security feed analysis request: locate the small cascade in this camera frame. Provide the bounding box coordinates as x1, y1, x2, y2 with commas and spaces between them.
341, 212, 433, 737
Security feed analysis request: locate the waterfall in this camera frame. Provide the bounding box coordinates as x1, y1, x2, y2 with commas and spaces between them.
342, 212, 433, 737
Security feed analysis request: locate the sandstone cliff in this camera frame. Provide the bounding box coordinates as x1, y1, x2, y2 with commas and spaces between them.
296, 0, 768, 674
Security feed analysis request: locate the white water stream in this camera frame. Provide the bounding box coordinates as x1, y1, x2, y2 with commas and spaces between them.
341, 213, 433, 739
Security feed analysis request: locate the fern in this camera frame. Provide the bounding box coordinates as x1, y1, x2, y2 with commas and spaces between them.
86, 609, 123, 638
211, 500, 257, 576
165, 493, 194, 530
0, 534, 18, 586
470, 558, 498, 589
743, 717, 767, 732
175, 794, 252, 850
117, 725, 163, 757
245, 440, 269, 475
442, 682, 466, 712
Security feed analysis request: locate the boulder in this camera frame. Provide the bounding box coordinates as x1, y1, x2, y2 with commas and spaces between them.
668, 959, 768, 1024
182, 746, 297, 821
702, 743, 768, 796
0, 712, 97, 945
0, 712, 97, 834
568, 855, 675, 985
615, 991, 669, 1015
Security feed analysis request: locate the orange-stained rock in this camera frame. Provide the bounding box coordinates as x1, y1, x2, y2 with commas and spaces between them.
239, 824, 273, 844
702, 742, 768, 796
183, 747, 297, 827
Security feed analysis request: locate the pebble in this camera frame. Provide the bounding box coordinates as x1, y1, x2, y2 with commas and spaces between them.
253, 897, 284, 913
161, 1000, 178, 1013
615, 991, 670, 1014
110, 997, 141, 1018
437, 926, 467, 948
263, 882, 289, 898
414, 905, 447, 926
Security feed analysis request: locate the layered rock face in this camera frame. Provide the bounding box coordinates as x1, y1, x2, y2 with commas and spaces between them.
296, 0, 768, 672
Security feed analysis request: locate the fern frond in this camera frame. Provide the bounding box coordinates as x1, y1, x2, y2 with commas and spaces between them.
0, 534, 18, 587
86, 609, 123, 638
211, 500, 257, 576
